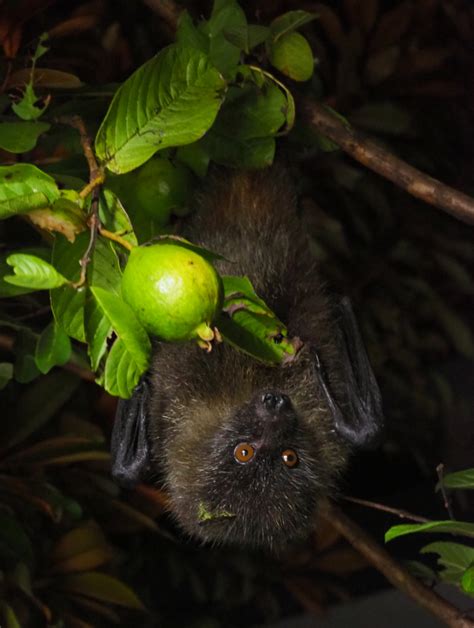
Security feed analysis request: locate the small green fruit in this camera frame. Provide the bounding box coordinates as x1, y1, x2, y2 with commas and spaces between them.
134, 157, 194, 219
121, 241, 223, 343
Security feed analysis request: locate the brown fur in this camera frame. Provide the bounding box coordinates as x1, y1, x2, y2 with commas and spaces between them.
148, 168, 350, 549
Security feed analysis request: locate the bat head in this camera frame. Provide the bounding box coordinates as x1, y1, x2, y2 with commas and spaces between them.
155, 344, 348, 549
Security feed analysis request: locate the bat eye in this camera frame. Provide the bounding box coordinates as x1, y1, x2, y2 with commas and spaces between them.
234, 443, 255, 464
273, 333, 284, 344
281, 449, 298, 468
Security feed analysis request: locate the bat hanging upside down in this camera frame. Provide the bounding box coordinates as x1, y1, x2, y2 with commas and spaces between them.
111, 167, 384, 550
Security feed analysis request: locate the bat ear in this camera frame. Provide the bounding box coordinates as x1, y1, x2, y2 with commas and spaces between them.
111, 379, 152, 488
313, 297, 384, 449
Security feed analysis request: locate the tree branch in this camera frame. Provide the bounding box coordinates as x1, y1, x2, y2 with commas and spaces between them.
320, 500, 474, 628
301, 100, 474, 226
342, 495, 431, 524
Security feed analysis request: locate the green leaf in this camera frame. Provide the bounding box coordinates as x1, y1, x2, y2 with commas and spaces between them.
0, 164, 60, 218
102, 337, 146, 399
11, 35, 50, 119
0, 602, 22, 628
88, 235, 122, 293
61, 572, 144, 610
0, 246, 50, 297
217, 310, 300, 365
95, 44, 226, 174
0, 512, 34, 568
248, 25, 271, 49
270, 10, 318, 41
5, 253, 69, 289
14, 329, 41, 383
51, 233, 88, 342
201, 80, 288, 168
223, 24, 250, 53
177, 11, 208, 53
223, 275, 273, 314
205, 0, 247, 76
12, 82, 48, 120
0, 121, 50, 153
89, 287, 150, 366
268, 31, 314, 82
439, 469, 474, 490
385, 521, 474, 543
35, 321, 72, 374
0, 362, 13, 389
85, 238, 122, 371
6, 370, 80, 447
236, 65, 295, 132
214, 82, 287, 140
461, 566, 474, 596
218, 276, 302, 365
224, 24, 270, 53
421, 542, 474, 586
90, 287, 151, 398
99, 188, 138, 246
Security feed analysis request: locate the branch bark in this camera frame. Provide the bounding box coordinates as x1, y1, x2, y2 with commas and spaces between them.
343, 495, 431, 524
301, 100, 474, 226
320, 500, 474, 628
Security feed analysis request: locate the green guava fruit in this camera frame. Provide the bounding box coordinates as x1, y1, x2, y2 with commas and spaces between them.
108, 157, 194, 225
121, 241, 223, 343
134, 157, 194, 219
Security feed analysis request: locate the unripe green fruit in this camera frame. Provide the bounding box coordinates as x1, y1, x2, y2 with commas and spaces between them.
121, 241, 223, 343
133, 157, 194, 220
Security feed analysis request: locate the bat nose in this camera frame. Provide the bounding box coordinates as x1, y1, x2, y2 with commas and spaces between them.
262, 392, 291, 412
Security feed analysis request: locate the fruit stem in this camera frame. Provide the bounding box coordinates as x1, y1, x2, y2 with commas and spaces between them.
79, 173, 105, 199
99, 227, 135, 251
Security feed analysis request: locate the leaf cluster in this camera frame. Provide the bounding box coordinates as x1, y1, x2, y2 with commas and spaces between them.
0, 0, 317, 398
385, 468, 474, 598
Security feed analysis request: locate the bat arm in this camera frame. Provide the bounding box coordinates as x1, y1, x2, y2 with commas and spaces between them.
311, 297, 384, 450
111, 379, 151, 488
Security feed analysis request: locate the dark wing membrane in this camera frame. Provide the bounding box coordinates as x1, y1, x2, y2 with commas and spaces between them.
111, 379, 152, 487
313, 297, 384, 449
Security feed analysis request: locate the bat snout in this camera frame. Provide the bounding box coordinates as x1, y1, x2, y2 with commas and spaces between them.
261, 392, 291, 413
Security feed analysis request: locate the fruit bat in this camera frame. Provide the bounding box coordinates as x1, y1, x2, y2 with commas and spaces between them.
111, 167, 384, 549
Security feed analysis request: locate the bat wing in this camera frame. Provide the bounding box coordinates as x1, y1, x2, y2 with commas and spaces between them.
313, 297, 384, 449
111, 379, 152, 487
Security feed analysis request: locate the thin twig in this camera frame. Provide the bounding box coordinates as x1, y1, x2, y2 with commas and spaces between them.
0, 332, 95, 383
320, 500, 474, 628
72, 187, 100, 289
436, 463, 455, 520
59, 115, 102, 181
301, 100, 474, 226
79, 174, 105, 199
343, 495, 431, 524
99, 227, 134, 251
58, 116, 104, 288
